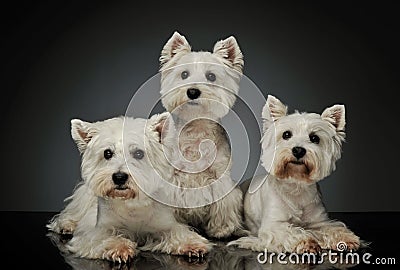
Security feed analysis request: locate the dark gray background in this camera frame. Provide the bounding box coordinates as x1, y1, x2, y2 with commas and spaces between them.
1, 1, 399, 212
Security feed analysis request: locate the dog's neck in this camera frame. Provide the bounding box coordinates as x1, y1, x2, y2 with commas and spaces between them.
269, 175, 320, 198
172, 113, 223, 136
266, 175, 322, 216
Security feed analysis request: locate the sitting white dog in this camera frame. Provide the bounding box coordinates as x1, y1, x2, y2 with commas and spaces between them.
157, 31, 246, 239
229, 95, 361, 253
47, 113, 212, 263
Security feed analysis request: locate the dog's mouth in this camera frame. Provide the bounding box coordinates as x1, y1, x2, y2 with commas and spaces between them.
286, 160, 309, 172
274, 159, 314, 184
106, 186, 136, 200
289, 160, 305, 165
187, 101, 199, 105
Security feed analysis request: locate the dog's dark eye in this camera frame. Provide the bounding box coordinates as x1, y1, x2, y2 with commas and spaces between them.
282, 131, 292, 140
104, 149, 113, 160
206, 72, 216, 82
309, 134, 320, 144
133, 149, 144, 160
181, 71, 189, 80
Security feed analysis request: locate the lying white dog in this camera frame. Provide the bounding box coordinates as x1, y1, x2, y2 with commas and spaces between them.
47, 113, 212, 262
229, 95, 361, 254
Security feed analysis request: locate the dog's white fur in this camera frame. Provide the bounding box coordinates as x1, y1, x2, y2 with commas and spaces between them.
47, 114, 212, 262
158, 31, 246, 238
229, 95, 360, 253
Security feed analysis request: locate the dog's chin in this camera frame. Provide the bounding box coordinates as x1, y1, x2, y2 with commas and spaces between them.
171, 100, 202, 113
173, 101, 209, 119
183, 100, 204, 109
106, 187, 136, 200
275, 160, 315, 184
181, 100, 229, 120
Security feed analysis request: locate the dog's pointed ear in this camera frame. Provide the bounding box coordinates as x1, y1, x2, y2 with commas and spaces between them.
213, 36, 244, 74
321, 104, 346, 131
262, 95, 288, 130
159, 31, 191, 69
147, 112, 174, 143
71, 119, 97, 154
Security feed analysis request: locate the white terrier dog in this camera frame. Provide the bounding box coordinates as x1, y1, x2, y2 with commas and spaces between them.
47, 114, 212, 263
229, 95, 360, 253
157, 31, 246, 239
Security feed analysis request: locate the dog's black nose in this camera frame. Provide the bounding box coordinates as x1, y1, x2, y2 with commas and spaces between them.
112, 172, 128, 185
187, 88, 201, 100
292, 147, 306, 159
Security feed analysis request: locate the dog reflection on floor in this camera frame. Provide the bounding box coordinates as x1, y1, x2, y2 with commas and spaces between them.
47, 231, 245, 270
48, 232, 358, 270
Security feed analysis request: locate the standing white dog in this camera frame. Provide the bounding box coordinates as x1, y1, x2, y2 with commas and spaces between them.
47, 114, 212, 263
157, 31, 246, 239
229, 95, 360, 253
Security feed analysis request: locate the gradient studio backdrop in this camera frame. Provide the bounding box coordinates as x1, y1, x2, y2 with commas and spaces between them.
1, 2, 399, 212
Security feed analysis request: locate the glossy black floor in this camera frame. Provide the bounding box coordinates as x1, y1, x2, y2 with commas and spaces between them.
3, 211, 399, 269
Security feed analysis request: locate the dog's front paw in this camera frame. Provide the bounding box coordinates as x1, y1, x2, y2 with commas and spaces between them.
316, 225, 361, 252
175, 242, 210, 258
232, 227, 251, 237
227, 236, 264, 252
102, 239, 137, 263
47, 218, 77, 235
206, 225, 235, 239
294, 238, 321, 254
332, 237, 360, 252
59, 220, 77, 235
325, 230, 360, 252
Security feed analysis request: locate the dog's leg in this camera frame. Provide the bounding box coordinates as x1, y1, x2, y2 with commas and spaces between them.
141, 224, 213, 257
310, 220, 361, 251
67, 227, 137, 263
304, 204, 361, 251
47, 183, 96, 235
205, 178, 245, 239
266, 222, 321, 254
63, 204, 137, 263
229, 221, 320, 253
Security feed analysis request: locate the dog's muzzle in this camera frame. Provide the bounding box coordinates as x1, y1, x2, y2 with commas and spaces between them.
107, 172, 137, 199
